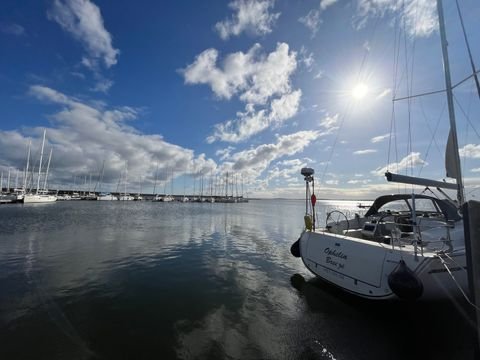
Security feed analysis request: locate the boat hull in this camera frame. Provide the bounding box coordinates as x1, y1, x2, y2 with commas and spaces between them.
299, 230, 468, 300
23, 194, 57, 203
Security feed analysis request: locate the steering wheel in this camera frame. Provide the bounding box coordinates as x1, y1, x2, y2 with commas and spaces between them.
326, 210, 350, 232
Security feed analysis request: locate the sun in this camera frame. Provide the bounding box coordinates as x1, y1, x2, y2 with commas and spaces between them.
351, 83, 369, 100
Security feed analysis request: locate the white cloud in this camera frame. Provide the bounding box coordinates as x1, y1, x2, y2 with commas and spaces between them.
184, 43, 300, 143
471, 168, 480, 173
354, 149, 377, 155
460, 144, 480, 159
325, 179, 339, 185
266, 158, 307, 183
226, 130, 319, 175
299, 46, 314, 72
91, 78, 114, 93
371, 133, 390, 143
1, 86, 216, 188
314, 70, 324, 79
47, 0, 120, 69
347, 179, 371, 184
215, 0, 280, 40
215, 146, 236, 161
355, 0, 438, 38
298, 9, 321, 37
183, 43, 296, 105
320, 0, 339, 10
207, 90, 302, 143
319, 113, 339, 132
0, 22, 25, 36
371, 152, 427, 176
298, 0, 339, 37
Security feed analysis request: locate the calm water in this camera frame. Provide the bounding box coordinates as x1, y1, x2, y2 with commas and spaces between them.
0, 200, 475, 359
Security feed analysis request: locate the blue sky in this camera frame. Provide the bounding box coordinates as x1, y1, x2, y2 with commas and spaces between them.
1, 0, 480, 199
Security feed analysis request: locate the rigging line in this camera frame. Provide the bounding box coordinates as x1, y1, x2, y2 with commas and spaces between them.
388, 8, 402, 173
453, 94, 480, 139
321, 13, 378, 186
320, 102, 353, 185
393, 89, 446, 102
443, 252, 468, 275
453, 90, 478, 178
399, 0, 413, 177
407, 0, 420, 179
453, 71, 480, 90
455, 0, 480, 100
418, 100, 446, 177
435, 255, 480, 312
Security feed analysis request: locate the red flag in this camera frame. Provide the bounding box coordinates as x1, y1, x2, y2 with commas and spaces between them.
311, 194, 316, 207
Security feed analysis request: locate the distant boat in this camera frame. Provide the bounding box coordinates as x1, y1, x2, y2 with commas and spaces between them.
97, 193, 117, 201
24, 130, 57, 204
0, 194, 16, 204
24, 190, 57, 203
119, 194, 134, 201
163, 195, 174, 202
57, 194, 72, 201
71, 192, 81, 200
118, 161, 133, 201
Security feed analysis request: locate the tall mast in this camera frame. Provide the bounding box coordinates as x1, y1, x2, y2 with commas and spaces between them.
24, 140, 31, 191
7, 168, 11, 193
43, 148, 52, 191
36, 129, 46, 194
124, 160, 128, 197
437, 0, 464, 205
153, 162, 159, 195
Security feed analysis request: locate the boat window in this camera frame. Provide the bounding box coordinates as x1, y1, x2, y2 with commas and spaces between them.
407, 198, 438, 213
377, 200, 410, 213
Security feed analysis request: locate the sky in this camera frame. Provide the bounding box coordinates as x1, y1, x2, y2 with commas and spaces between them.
1, 0, 480, 199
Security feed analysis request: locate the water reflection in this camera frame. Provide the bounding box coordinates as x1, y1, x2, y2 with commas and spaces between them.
0, 200, 474, 359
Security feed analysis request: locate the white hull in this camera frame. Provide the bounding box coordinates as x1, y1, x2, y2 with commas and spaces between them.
299, 226, 467, 300
118, 195, 134, 201
97, 195, 117, 201
0, 194, 17, 203
23, 194, 57, 203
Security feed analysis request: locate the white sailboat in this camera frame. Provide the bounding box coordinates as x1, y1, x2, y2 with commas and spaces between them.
291, 0, 472, 301
97, 193, 117, 201
24, 130, 57, 203
118, 161, 134, 201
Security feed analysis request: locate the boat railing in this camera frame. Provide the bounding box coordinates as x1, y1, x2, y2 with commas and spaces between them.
378, 217, 455, 254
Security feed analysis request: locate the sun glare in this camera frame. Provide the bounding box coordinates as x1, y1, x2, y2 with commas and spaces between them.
351, 83, 369, 100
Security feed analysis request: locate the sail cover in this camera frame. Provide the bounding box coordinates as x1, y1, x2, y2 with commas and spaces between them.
445, 129, 458, 179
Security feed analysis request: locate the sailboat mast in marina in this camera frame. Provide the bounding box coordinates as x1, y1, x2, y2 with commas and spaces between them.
23, 129, 57, 203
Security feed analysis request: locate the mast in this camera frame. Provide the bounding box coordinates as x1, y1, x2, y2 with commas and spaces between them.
7, 168, 11, 193
153, 162, 159, 195
42, 148, 52, 192
36, 129, 46, 194
24, 141, 31, 192
124, 160, 128, 197
437, 0, 465, 205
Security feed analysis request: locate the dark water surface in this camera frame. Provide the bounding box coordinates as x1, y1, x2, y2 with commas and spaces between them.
0, 200, 475, 359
